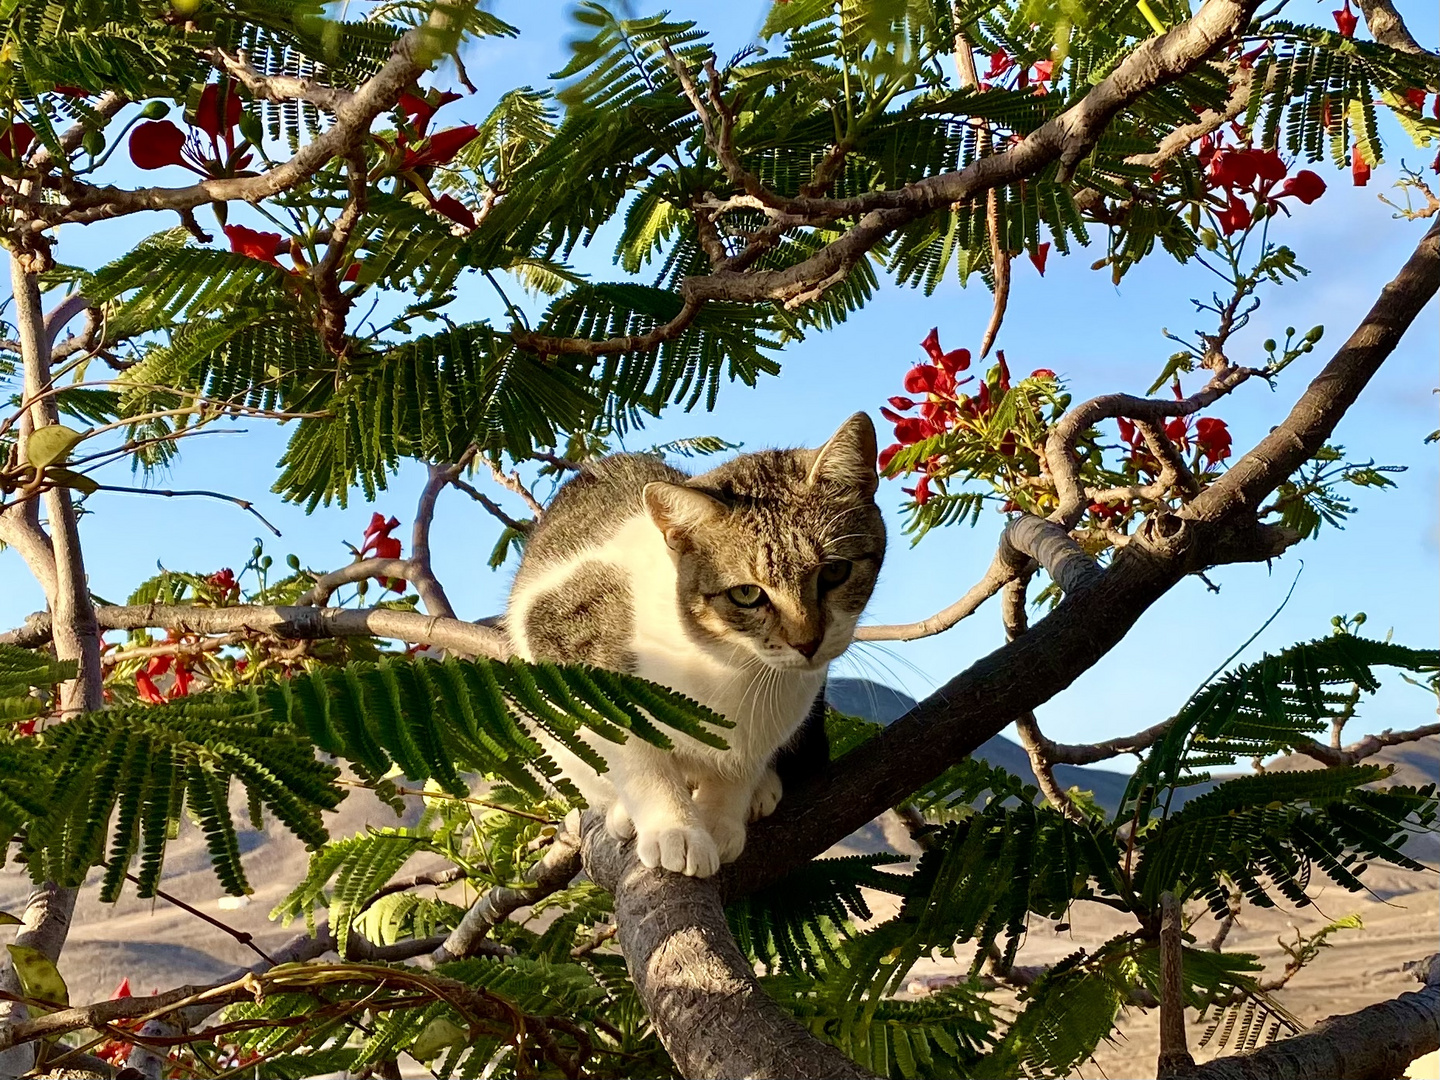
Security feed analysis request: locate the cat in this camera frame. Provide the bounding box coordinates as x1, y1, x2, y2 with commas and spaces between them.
505, 413, 886, 878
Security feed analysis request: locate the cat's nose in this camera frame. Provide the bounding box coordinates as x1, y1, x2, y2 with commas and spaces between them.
791, 637, 822, 659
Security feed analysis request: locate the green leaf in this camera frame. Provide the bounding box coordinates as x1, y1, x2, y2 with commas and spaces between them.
24, 425, 84, 467
44, 467, 99, 496
5, 944, 68, 1010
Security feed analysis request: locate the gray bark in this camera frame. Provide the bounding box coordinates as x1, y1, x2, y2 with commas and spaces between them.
580, 815, 877, 1080
1186, 956, 1440, 1080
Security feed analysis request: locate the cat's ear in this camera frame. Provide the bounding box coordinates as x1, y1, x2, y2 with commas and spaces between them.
644, 482, 726, 548
807, 412, 879, 495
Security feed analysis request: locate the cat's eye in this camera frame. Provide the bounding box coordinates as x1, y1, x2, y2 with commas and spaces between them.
726, 584, 767, 608
818, 559, 852, 588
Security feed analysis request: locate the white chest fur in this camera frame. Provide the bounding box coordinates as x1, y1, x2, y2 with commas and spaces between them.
508, 514, 825, 775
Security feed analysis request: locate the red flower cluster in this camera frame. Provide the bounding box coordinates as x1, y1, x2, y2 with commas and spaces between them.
983, 50, 1055, 94
207, 567, 240, 601
128, 81, 252, 177
135, 634, 193, 705
386, 87, 481, 230
223, 223, 285, 266
1198, 130, 1326, 234
878, 331, 1054, 505
360, 512, 407, 592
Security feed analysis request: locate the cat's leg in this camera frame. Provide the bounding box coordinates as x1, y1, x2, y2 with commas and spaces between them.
693, 768, 768, 864
613, 743, 720, 878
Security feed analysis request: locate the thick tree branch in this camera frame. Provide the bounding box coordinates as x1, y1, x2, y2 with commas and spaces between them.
674, 0, 1263, 310
1184, 954, 1440, 1080
578, 815, 879, 1080
1158, 892, 1196, 1077
1354, 0, 1438, 58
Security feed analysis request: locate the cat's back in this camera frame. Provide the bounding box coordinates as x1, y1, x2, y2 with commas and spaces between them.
507, 454, 683, 669
517, 453, 684, 576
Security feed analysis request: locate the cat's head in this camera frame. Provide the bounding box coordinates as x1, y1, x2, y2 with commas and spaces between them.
643, 413, 886, 671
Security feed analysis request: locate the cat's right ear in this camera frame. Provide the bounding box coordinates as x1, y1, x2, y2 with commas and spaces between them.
644, 482, 725, 549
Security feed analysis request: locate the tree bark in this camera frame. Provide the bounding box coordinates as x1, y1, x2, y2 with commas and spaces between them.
579, 815, 878, 1080
0, 260, 107, 1076
1185, 956, 1440, 1080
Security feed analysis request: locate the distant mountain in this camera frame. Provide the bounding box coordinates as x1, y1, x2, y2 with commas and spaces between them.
827, 677, 1135, 812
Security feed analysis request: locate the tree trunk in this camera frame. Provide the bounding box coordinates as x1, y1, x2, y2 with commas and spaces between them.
579, 815, 878, 1080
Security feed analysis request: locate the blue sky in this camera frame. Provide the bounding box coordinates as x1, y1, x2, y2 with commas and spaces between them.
4, 0, 1437, 753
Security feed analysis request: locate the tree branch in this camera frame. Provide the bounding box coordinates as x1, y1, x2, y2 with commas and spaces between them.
578, 814, 879, 1080
1353, 0, 1438, 58
2, 603, 512, 661
1184, 954, 1440, 1079
28, 4, 474, 229
429, 829, 582, 964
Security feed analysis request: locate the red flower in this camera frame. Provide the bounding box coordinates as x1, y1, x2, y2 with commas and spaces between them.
994, 351, 1011, 392
1215, 192, 1252, 235
223, 224, 284, 266
1029, 241, 1051, 276
1164, 416, 1191, 450
887, 395, 916, 411
919, 328, 969, 372
1247, 148, 1287, 185
343, 262, 362, 282
170, 662, 192, 699
1117, 417, 1143, 449
0, 122, 33, 160
129, 120, 187, 170
1030, 368, 1057, 379
903, 365, 939, 394
398, 89, 462, 133
1351, 144, 1371, 186
53, 85, 90, 97
903, 473, 932, 506
136, 671, 165, 705
361, 513, 402, 555
195, 82, 243, 139
1207, 149, 1258, 190
402, 124, 479, 169
1089, 500, 1122, 519
1195, 416, 1232, 465
1333, 0, 1357, 37
431, 193, 476, 230
1404, 89, 1428, 111
1032, 60, 1054, 83
894, 417, 931, 445
1321, 99, 1335, 130
877, 443, 903, 471
1278, 169, 1326, 204
984, 51, 1014, 80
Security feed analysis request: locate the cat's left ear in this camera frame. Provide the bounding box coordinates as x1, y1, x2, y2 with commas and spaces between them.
644, 482, 726, 549
807, 412, 879, 495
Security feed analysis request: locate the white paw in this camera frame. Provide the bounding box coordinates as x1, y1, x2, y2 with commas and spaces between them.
749, 767, 783, 822
636, 824, 721, 878
709, 816, 747, 863
606, 802, 635, 841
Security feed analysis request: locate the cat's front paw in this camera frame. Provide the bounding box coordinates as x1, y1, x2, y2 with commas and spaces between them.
749, 767, 783, 822
708, 815, 747, 863
636, 824, 721, 878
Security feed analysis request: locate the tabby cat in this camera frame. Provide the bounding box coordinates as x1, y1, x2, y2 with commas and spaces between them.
506, 413, 885, 877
